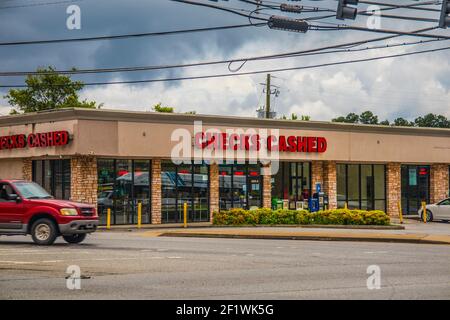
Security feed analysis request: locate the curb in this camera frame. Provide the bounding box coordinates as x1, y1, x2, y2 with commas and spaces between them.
97, 223, 404, 231
210, 224, 405, 230
159, 232, 450, 245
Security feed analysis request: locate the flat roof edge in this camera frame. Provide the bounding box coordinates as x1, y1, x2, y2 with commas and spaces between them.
0, 108, 449, 137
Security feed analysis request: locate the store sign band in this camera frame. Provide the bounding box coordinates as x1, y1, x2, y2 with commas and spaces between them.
0, 131, 70, 151
195, 132, 327, 153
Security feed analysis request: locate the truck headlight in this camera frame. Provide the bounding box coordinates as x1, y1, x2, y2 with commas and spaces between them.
60, 208, 78, 216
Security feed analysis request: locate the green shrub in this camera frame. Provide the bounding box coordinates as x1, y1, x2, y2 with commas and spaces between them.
213, 208, 390, 226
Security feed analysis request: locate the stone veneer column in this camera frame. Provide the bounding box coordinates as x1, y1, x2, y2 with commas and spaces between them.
311, 161, 324, 194
262, 164, 272, 209
22, 158, 32, 181
209, 163, 219, 222
70, 156, 98, 205
430, 164, 449, 203
151, 159, 162, 224
386, 163, 401, 217
323, 161, 337, 209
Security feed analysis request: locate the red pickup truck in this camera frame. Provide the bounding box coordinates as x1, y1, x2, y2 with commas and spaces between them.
0, 179, 98, 245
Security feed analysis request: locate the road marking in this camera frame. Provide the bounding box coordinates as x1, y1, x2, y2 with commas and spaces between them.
0, 251, 91, 256
0, 255, 182, 265
364, 251, 389, 254
0, 261, 36, 265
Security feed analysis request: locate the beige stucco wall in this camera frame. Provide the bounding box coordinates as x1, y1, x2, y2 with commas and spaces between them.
0, 159, 24, 179
0, 117, 449, 164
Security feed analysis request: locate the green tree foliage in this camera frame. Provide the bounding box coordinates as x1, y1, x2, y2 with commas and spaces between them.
393, 117, 414, 127
359, 111, 378, 125
333, 111, 450, 128
332, 112, 360, 123
152, 103, 174, 113
5, 66, 99, 115
414, 113, 450, 128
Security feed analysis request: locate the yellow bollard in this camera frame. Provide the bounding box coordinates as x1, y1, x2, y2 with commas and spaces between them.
106, 208, 111, 230
422, 201, 427, 223
398, 201, 403, 224
137, 202, 142, 229
184, 202, 188, 228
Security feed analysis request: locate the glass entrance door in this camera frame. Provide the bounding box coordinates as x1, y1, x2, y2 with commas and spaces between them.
401, 165, 430, 215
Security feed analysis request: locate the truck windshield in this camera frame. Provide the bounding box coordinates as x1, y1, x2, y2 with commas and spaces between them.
13, 182, 53, 199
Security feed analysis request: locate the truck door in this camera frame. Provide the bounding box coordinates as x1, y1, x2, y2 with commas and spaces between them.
0, 183, 25, 230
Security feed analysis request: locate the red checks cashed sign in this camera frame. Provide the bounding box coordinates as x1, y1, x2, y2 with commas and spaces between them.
0, 131, 70, 151
194, 132, 327, 153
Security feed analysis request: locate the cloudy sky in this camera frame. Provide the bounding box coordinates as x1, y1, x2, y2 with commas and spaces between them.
0, 0, 449, 121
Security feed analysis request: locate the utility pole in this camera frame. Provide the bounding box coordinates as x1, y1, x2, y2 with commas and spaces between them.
265, 73, 271, 119
256, 73, 279, 119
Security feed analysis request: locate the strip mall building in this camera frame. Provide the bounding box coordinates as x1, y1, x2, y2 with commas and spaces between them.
0, 108, 449, 225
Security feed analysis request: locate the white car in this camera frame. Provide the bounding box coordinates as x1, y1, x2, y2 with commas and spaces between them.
418, 198, 450, 222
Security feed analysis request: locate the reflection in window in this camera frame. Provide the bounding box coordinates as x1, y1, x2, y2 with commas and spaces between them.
97, 159, 151, 225
32, 159, 71, 200
336, 163, 386, 211
161, 161, 210, 223
271, 162, 311, 209
219, 163, 263, 210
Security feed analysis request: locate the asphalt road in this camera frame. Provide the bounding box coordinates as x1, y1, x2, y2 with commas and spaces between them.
0, 231, 449, 300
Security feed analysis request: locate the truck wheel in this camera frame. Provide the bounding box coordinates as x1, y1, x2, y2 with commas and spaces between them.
63, 234, 87, 244
31, 218, 58, 245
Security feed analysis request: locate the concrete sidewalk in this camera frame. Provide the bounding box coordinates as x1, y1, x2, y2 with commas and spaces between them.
155, 224, 450, 245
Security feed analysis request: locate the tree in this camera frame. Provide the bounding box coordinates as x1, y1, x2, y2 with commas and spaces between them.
414, 113, 450, 128
359, 111, 378, 125
332, 112, 359, 123
152, 103, 174, 113
5, 66, 99, 114
379, 120, 390, 126
393, 117, 413, 127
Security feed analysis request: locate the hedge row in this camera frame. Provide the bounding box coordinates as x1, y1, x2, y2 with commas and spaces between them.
213, 208, 390, 226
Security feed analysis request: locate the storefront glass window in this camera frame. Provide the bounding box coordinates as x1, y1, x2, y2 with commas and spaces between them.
337, 164, 347, 208
115, 160, 133, 225
134, 160, 151, 225
97, 159, 151, 225
32, 159, 71, 200
162, 162, 178, 223
161, 161, 210, 223
219, 165, 233, 210
193, 165, 209, 222
271, 162, 311, 209
97, 159, 115, 225
337, 163, 387, 212
219, 162, 262, 210
401, 165, 430, 215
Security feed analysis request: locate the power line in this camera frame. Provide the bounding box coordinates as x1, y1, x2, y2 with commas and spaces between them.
170, 0, 270, 21
0, 0, 82, 10
358, 1, 442, 12
337, 25, 450, 40
1, 37, 447, 77
1, 45, 449, 88
0, 23, 265, 46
